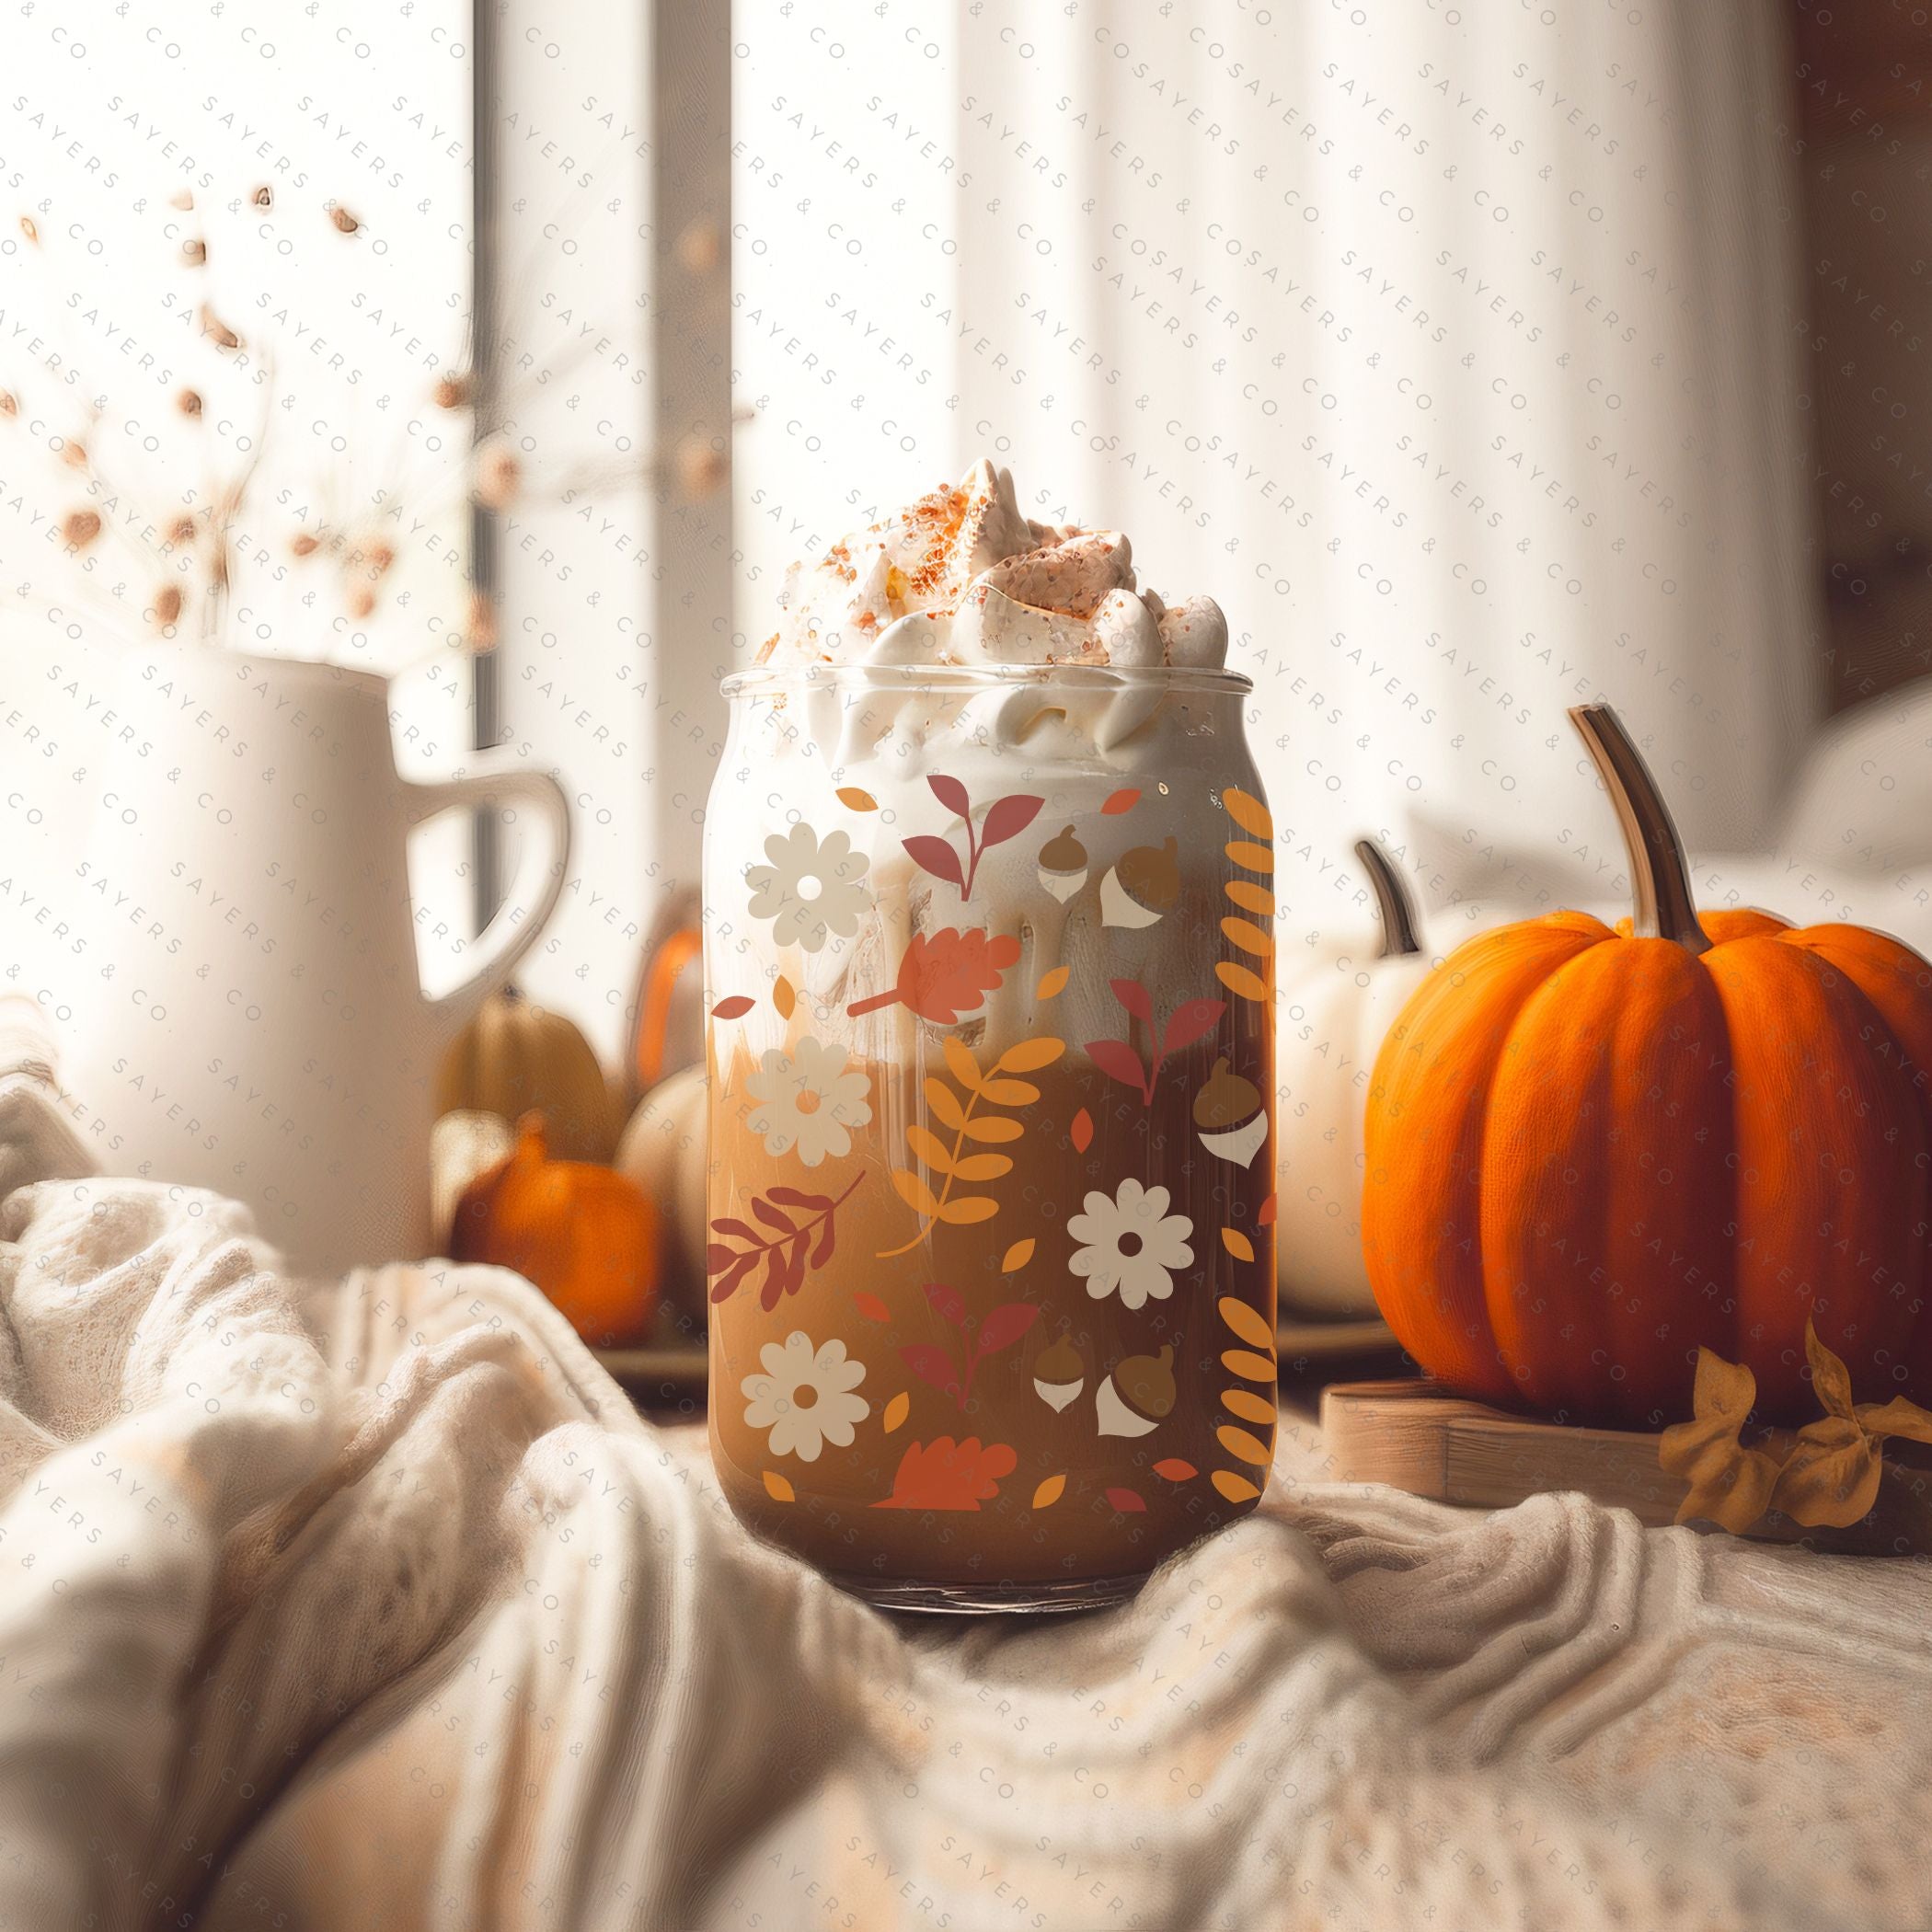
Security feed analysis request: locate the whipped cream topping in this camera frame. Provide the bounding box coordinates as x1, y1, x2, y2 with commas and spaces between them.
757, 459, 1228, 672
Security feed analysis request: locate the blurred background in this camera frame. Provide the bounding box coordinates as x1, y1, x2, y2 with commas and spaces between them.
5, 0, 1930, 1144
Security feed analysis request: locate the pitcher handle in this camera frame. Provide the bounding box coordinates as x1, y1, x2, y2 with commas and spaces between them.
405, 756, 571, 1033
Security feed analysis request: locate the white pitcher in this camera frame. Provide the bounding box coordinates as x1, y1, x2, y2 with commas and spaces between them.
17, 646, 568, 1275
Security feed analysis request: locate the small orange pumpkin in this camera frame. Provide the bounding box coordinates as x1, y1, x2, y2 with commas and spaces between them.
1363, 703, 1932, 1428
451, 1112, 659, 1346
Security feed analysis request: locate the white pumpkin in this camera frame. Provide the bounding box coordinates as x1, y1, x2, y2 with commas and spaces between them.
615, 1064, 709, 1316
1274, 840, 1436, 1320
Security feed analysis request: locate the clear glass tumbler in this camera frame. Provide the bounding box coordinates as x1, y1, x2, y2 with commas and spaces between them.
704, 663, 1277, 1612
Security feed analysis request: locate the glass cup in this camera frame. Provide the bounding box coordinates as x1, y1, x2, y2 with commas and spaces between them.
703, 662, 1277, 1612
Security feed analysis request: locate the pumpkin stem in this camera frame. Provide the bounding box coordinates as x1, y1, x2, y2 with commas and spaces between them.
1569, 703, 1711, 954
1353, 837, 1422, 960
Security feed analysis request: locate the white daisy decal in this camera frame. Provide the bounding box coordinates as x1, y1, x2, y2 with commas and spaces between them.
744, 1035, 873, 1167
742, 1330, 869, 1462
1067, 1178, 1195, 1311
744, 823, 872, 952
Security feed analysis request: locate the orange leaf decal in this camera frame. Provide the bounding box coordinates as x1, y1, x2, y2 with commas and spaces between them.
1031, 1474, 1066, 1509
1222, 1227, 1255, 1263
853, 1291, 891, 1323
1035, 965, 1070, 1000
847, 927, 1021, 1022
872, 1437, 1018, 1511
1070, 1108, 1094, 1154
883, 1392, 911, 1433
1152, 1458, 1197, 1481
1101, 788, 1140, 815
835, 787, 880, 811
773, 975, 797, 1019
710, 995, 754, 1019
1258, 1192, 1278, 1228
763, 1470, 796, 1502
1001, 1238, 1036, 1273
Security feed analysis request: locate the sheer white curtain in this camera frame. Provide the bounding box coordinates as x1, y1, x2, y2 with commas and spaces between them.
734, 0, 1817, 941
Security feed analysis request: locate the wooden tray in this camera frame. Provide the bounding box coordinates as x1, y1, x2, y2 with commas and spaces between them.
598, 1317, 1406, 1412
1321, 1379, 1932, 1558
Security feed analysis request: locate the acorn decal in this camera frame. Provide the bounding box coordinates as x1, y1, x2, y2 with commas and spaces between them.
1096, 1344, 1176, 1438
1032, 1331, 1085, 1412
1037, 824, 1088, 903
1194, 1056, 1267, 1168
1100, 835, 1180, 928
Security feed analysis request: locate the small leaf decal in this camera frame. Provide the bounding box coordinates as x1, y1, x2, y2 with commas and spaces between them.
774, 975, 797, 1019
883, 1392, 911, 1433
891, 1167, 943, 1217
1211, 1470, 1260, 1504
1104, 1487, 1147, 1513
854, 1291, 891, 1323
1152, 1458, 1198, 1481
900, 1344, 961, 1400
980, 793, 1045, 849
763, 1470, 796, 1502
1162, 997, 1227, 1057
937, 1195, 999, 1225
1220, 787, 1273, 838
1218, 1296, 1274, 1350
1222, 1227, 1256, 1263
710, 995, 754, 1019
835, 787, 879, 811
924, 1282, 968, 1328
1101, 788, 1141, 815
903, 834, 966, 892
1035, 965, 1070, 1000
1258, 1192, 1278, 1228
1071, 1108, 1094, 1154
1001, 1237, 1036, 1273
928, 773, 972, 816
1032, 1474, 1066, 1510
1215, 961, 1271, 1003
951, 1153, 1013, 1182
973, 1302, 1041, 1355
1110, 977, 1155, 1024
995, 1036, 1066, 1073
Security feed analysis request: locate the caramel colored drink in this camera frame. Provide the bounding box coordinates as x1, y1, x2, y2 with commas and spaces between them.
704, 465, 1276, 1612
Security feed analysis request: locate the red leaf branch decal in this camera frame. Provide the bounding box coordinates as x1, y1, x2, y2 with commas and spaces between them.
707, 1172, 863, 1308
847, 927, 1021, 1020
1086, 984, 1227, 1106
901, 1283, 1041, 1411
903, 775, 1045, 901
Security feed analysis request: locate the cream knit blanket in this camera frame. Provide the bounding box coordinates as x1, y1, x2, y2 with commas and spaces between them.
0, 995, 1927, 1931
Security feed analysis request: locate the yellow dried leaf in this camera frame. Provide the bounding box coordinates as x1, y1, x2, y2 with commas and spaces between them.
1769, 1416, 1881, 1528
1222, 1227, 1255, 1263
1855, 1396, 1932, 1444
951, 1153, 1014, 1182
906, 1123, 956, 1176
936, 1195, 998, 1225
891, 1167, 942, 1217
996, 1036, 1066, 1074
960, 1115, 1024, 1144
924, 1078, 968, 1132
774, 976, 797, 1019
1221, 787, 1273, 838
1804, 1317, 1857, 1420
1032, 1474, 1066, 1509
1035, 966, 1070, 1000
1218, 1296, 1273, 1350
1002, 1238, 1036, 1273
835, 787, 879, 811
942, 1037, 983, 1092
883, 1392, 910, 1433
763, 1470, 796, 1502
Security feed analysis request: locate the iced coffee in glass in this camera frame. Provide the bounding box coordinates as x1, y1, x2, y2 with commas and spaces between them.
705, 461, 1276, 1612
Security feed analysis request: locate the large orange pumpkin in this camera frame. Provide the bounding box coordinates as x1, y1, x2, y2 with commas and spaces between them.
1363, 704, 1932, 1428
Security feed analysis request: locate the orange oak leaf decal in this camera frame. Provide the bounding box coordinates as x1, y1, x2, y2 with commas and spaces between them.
847, 927, 1021, 1021
872, 1436, 1018, 1511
